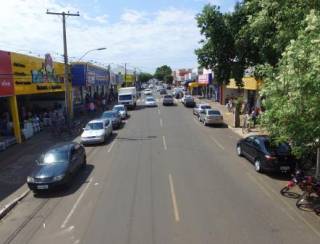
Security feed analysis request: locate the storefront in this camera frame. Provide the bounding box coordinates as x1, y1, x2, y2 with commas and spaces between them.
71, 62, 110, 113
220, 77, 263, 109
10, 51, 66, 143
0, 51, 17, 149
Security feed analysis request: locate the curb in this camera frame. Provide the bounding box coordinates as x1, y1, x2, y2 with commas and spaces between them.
0, 190, 30, 220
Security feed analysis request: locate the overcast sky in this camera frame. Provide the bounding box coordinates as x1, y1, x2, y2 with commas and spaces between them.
0, 0, 239, 73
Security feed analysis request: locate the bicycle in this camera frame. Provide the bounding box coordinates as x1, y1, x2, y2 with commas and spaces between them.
296, 176, 320, 212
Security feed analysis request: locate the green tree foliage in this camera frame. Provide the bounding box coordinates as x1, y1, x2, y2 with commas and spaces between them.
138, 72, 153, 83
261, 10, 320, 157
154, 65, 173, 84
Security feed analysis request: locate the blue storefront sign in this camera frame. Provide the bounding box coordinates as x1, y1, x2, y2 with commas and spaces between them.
71, 63, 110, 87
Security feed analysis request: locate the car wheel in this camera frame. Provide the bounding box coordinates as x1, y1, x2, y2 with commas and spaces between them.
236, 145, 243, 156
254, 159, 263, 173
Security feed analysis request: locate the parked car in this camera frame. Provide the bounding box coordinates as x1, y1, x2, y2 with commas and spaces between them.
193, 103, 211, 117
163, 95, 174, 106
144, 89, 153, 96
113, 104, 128, 119
182, 95, 195, 107
101, 110, 122, 129
236, 135, 294, 173
27, 142, 86, 192
81, 119, 112, 145
199, 109, 223, 126
145, 96, 157, 107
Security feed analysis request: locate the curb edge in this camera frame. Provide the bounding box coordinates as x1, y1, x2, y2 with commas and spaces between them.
0, 190, 30, 220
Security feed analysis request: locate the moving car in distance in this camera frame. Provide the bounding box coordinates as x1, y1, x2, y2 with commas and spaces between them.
163, 94, 174, 106
101, 110, 122, 129
118, 87, 137, 109
145, 96, 157, 107
199, 109, 223, 126
113, 104, 128, 119
182, 95, 195, 107
236, 135, 294, 173
81, 119, 112, 145
144, 89, 153, 96
193, 103, 211, 117
159, 88, 167, 95
27, 142, 86, 193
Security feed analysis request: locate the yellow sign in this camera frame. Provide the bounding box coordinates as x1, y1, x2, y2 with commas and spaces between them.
227, 77, 263, 91
125, 74, 134, 83
11, 52, 65, 95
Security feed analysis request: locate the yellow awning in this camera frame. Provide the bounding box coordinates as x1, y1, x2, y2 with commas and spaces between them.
188, 82, 207, 88
227, 77, 263, 90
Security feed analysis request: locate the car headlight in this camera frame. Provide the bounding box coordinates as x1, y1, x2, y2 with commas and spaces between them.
27, 176, 35, 183
53, 174, 65, 181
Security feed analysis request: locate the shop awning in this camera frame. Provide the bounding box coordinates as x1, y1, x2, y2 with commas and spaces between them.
227, 77, 263, 90
188, 82, 207, 88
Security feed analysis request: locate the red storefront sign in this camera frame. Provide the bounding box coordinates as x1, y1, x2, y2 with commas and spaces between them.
0, 50, 14, 97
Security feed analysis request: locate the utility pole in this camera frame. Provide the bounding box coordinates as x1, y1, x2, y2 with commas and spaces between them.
46, 10, 80, 123
124, 63, 127, 87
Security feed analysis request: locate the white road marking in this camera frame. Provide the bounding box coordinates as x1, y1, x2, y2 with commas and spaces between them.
160, 118, 163, 128
158, 109, 161, 115
210, 136, 225, 151
61, 178, 93, 228
162, 136, 167, 150
107, 140, 116, 153
169, 174, 180, 222
43, 223, 46, 229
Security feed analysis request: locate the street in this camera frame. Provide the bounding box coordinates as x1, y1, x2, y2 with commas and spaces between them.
1, 96, 320, 244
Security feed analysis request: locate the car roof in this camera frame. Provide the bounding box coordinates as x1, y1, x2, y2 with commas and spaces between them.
146, 96, 155, 99
114, 104, 125, 108
47, 142, 77, 153
199, 103, 210, 106
88, 119, 105, 123
103, 110, 116, 113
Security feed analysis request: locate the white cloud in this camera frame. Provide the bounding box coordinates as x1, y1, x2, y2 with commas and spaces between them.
0, 0, 201, 72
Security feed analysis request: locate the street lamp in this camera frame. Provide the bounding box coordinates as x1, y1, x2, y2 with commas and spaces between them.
77, 47, 107, 62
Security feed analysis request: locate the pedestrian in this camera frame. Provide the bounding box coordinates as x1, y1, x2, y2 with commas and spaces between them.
89, 101, 95, 113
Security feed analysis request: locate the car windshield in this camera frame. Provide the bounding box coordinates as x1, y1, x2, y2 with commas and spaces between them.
39, 149, 69, 165
119, 95, 132, 100
85, 122, 103, 130
102, 112, 115, 118
164, 95, 172, 99
201, 105, 211, 109
208, 110, 221, 115
263, 139, 290, 154
146, 97, 155, 101
114, 106, 124, 111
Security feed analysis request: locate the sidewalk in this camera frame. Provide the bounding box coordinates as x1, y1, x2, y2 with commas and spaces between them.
194, 97, 265, 138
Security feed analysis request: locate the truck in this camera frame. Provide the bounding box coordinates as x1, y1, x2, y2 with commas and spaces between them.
118, 87, 137, 109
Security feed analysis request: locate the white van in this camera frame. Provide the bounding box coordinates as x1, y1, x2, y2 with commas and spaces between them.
118, 87, 137, 109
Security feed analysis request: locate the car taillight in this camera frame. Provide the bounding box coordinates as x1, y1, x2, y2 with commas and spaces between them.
265, 155, 277, 160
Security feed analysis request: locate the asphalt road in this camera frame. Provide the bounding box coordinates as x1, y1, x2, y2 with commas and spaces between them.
1, 93, 320, 244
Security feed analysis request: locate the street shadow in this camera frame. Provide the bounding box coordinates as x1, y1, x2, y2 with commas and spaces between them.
33, 164, 94, 198
116, 135, 157, 141
267, 171, 292, 182
206, 123, 228, 129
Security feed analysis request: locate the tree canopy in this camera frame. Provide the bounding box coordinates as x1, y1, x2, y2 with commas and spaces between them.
154, 65, 173, 84
138, 72, 153, 83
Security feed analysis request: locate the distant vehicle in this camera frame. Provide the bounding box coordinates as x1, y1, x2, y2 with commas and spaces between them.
236, 135, 294, 173
101, 110, 122, 129
118, 87, 137, 108
163, 95, 174, 106
199, 109, 223, 126
159, 88, 167, 95
193, 103, 211, 117
182, 95, 195, 107
145, 96, 157, 107
27, 142, 86, 192
113, 104, 128, 119
81, 119, 112, 145
144, 89, 153, 96
172, 87, 183, 96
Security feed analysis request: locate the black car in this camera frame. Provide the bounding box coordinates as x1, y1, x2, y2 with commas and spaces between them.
27, 142, 86, 192
159, 88, 167, 95
163, 95, 174, 106
236, 135, 294, 173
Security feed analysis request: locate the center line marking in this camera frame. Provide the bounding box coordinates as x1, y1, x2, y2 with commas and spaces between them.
107, 140, 116, 153
162, 136, 167, 150
61, 177, 93, 228
160, 118, 163, 128
158, 109, 161, 115
210, 136, 225, 150
169, 174, 180, 222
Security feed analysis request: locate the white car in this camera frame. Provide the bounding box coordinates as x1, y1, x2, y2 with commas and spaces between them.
81, 119, 112, 145
113, 104, 128, 119
144, 96, 157, 107
144, 89, 153, 96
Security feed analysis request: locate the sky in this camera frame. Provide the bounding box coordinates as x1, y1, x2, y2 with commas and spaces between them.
0, 0, 239, 73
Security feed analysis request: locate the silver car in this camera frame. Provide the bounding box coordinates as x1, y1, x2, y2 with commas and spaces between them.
193, 103, 211, 117
113, 104, 128, 119
101, 110, 122, 129
81, 119, 113, 145
199, 109, 223, 126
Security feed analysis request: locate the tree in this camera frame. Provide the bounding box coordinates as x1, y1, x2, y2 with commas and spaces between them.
154, 65, 173, 83
261, 10, 320, 158
138, 72, 153, 83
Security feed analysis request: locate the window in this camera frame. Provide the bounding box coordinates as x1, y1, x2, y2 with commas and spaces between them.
207, 110, 221, 115
39, 149, 69, 165
85, 122, 104, 130
119, 94, 132, 100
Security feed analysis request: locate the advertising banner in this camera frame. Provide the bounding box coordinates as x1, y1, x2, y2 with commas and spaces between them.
198, 73, 212, 84
11, 52, 65, 95
86, 64, 109, 86
0, 51, 14, 97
